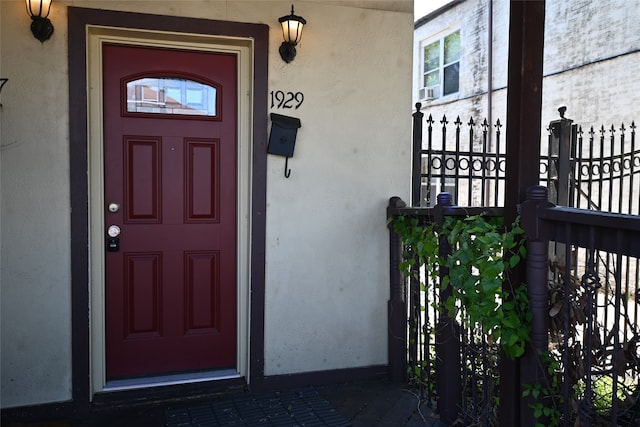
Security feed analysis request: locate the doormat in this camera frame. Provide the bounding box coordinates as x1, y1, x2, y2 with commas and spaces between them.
165, 387, 351, 427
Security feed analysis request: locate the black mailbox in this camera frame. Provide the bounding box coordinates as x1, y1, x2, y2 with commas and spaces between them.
268, 113, 301, 177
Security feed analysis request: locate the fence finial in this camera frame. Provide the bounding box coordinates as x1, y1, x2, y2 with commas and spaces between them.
388, 196, 406, 209
436, 192, 452, 206
558, 104, 567, 118
527, 185, 548, 202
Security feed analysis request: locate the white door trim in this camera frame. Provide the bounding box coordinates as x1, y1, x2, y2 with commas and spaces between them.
86, 25, 253, 396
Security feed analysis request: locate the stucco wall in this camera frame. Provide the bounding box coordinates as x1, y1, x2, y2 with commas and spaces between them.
0, 0, 413, 408
263, 3, 412, 376
413, 0, 640, 131
1, 0, 73, 408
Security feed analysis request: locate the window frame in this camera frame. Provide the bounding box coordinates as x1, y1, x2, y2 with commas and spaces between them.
121, 72, 223, 121
420, 28, 461, 100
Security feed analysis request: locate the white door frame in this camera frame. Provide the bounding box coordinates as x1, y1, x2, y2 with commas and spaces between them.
86, 25, 254, 396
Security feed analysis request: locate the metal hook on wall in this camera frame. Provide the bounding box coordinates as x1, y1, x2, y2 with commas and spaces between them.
284, 157, 292, 178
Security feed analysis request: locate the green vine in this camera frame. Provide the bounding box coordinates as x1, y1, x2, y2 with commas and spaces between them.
391, 213, 531, 359
522, 350, 562, 427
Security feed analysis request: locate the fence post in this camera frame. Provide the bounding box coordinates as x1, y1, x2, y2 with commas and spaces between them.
412, 103, 424, 207
387, 196, 407, 382
434, 192, 462, 423
548, 106, 574, 207
520, 185, 553, 426
547, 107, 575, 319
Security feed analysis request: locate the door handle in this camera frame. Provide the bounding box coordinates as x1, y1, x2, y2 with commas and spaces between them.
107, 225, 121, 237
107, 225, 121, 252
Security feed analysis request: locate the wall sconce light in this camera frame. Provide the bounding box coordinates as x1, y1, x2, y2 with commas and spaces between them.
26, 0, 54, 43
278, 5, 306, 63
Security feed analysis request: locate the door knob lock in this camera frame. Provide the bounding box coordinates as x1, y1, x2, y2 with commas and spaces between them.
107, 225, 121, 237
107, 225, 121, 252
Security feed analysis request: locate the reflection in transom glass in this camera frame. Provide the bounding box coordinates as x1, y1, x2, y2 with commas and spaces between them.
126, 77, 217, 116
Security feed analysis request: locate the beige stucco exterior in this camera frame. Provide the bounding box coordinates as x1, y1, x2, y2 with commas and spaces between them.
0, 0, 413, 408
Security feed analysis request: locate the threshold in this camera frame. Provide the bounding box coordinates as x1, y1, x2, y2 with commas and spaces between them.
103, 369, 241, 392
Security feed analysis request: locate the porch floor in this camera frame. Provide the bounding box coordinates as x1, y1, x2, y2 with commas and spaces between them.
6, 378, 447, 427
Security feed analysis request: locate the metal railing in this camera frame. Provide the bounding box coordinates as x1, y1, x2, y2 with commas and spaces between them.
387, 195, 505, 425
411, 108, 507, 207
523, 186, 640, 426
391, 106, 640, 425
570, 124, 639, 214
411, 105, 640, 215
387, 188, 640, 425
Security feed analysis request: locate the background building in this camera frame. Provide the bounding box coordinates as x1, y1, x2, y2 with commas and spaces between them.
413, 0, 640, 127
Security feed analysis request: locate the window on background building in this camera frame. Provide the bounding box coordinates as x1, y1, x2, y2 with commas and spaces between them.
421, 30, 460, 100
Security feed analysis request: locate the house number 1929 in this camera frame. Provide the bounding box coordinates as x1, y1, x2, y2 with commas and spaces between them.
270, 91, 304, 110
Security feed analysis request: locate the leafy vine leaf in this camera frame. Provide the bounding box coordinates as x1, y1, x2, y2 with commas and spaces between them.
392, 213, 530, 359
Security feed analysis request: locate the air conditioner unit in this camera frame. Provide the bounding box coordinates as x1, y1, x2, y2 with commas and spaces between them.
418, 86, 438, 101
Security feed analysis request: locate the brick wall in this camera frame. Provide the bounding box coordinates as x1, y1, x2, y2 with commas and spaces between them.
414, 0, 640, 130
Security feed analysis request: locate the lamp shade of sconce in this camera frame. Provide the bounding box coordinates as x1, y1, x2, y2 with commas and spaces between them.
26, 0, 54, 43
278, 5, 306, 63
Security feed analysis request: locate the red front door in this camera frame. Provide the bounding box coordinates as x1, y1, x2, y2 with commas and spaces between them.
103, 44, 237, 379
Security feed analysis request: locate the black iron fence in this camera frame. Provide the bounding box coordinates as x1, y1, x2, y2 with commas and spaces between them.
387, 107, 640, 425
523, 188, 640, 426
387, 190, 640, 426
411, 105, 640, 215
569, 123, 639, 214
411, 111, 507, 207
387, 196, 506, 425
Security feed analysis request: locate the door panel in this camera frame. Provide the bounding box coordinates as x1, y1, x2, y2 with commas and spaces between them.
124, 136, 162, 222
184, 251, 220, 333
185, 139, 219, 222
103, 44, 237, 379
124, 252, 162, 338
